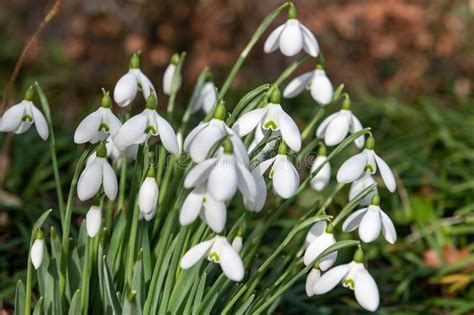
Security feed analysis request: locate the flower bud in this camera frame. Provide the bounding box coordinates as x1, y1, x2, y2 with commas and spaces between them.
138, 171, 159, 215
31, 230, 44, 270
86, 205, 102, 238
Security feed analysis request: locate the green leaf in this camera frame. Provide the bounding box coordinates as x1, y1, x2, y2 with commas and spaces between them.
191, 271, 207, 315
68, 290, 80, 315
235, 294, 254, 315
30, 209, 53, 246
14, 280, 25, 315
33, 296, 43, 315
131, 252, 145, 308
102, 255, 122, 314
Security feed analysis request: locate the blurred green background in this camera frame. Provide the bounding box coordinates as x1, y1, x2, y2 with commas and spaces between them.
0, 0, 473, 313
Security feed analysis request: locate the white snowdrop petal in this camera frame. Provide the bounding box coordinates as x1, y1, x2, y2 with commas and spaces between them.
310, 70, 333, 105
380, 210, 397, 244
374, 154, 397, 192
349, 173, 377, 205
86, 206, 102, 238
31, 105, 49, 140
342, 208, 368, 232
303, 233, 336, 268
310, 156, 331, 191
318, 251, 338, 272
336, 151, 368, 183
230, 134, 249, 166
236, 162, 257, 202
104, 109, 123, 137
243, 168, 267, 212
203, 196, 227, 233
139, 177, 159, 214
155, 113, 179, 154
316, 113, 338, 139
102, 160, 118, 200
279, 20, 303, 57
184, 158, 218, 188
300, 23, 320, 57
74, 110, 103, 144
312, 264, 350, 295
232, 108, 267, 136
31, 239, 44, 270
231, 236, 243, 253
350, 114, 365, 148
207, 156, 238, 202
305, 268, 321, 296
0, 102, 25, 131
218, 240, 245, 282
263, 24, 286, 53
272, 156, 299, 199
283, 72, 314, 98
189, 122, 224, 162
114, 72, 138, 107
163, 64, 175, 95
324, 111, 351, 146
255, 157, 276, 175
136, 70, 156, 102
305, 220, 327, 246
143, 209, 156, 221
184, 123, 207, 151
354, 268, 380, 312
77, 160, 103, 201
114, 112, 148, 149
180, 239, 214, 269
359, 207, 382, 243
179, 187, 204, 225
278, 110, 301, 152
195, 82, 217, 113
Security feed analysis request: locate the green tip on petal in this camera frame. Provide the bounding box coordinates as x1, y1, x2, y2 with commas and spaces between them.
342, 94, 351, 110
269, 86, 281, 104
325, 222, 334, 234
371, 194, 380, 206
146, 93, 157, 109
146, 166, 156, 178
288, 4, 297, 19
24, 85, 35, 101
312, 262, 320, 270
129, 52, 141, 69
96, 141, 107, 158
278, 140, 288, 155
213, 100, 226, 120
223, 139, 233, 154
170, 53, 180, 65
35, 229, 44, 240
237, 227, 243, 237
100, 89, 112, 108
353, 246, 364, 263
365, 135, 375, 150
204, 71, 213, 82
317, 143, 327, 156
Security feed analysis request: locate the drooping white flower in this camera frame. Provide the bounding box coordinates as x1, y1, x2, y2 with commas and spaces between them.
31, 230, 44, 270
86, 205, 102, 238
310, 146, 331, 192
113, 53, 156, 107
163, 53, 182, 95
0, 86, 48, 140
74, 91, 121, 144
343, 194, 397, 244
264, 6, 319, 57
114, 94, 179, 154
305, 267, 321, 297
312, 250, 380, 312
233, 88, 301, 152
180, 235, 245, 282
337, 136, 396, 192
253, 141, 300, 199
138, 168, 159, 217
193, 79, 217, 114
184, 140, 257, 203
180, 185, 227, 233
77, 142, 118, 201
184, 102, 248, 164
304, 221, 337, 271
284, 68, 333, 105
349, 172, 378, 206
316, 99, 364, 148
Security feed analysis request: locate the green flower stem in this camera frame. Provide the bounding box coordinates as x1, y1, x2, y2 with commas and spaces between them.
331, 183, 377, 227
80, 237, 92, 315
59, 146, 94, 310
218, 2, 292, 100
24, 252, 32, 315
301, 108, 325, 141
225, 84, 270, 126
167, 52, 186, 123
274, 55, 309, 87
34, 82, 65, 226
116, 109, 132, 216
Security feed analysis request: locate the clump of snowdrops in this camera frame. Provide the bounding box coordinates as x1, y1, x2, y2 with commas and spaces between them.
2, 2, 399, 314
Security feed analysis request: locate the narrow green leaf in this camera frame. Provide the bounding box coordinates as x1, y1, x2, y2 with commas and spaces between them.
234, 294, 254, 315
32, 297, 43, 315
68, 290, 80, 315
14, 280, 25, 315
102, 255, 122, 314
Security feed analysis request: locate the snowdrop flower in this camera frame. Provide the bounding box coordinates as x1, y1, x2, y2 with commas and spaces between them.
74, 90, 121, 144
193, 74, 217, 114
316, 96, 364, 148
337, 136, 396, 192
180, 235, 244, 282
306, 267, 321, 297
349, 172, 378, 206
114, 53, 156, 107
254, 141, 300, 199
343, 194, 397, 244
312, 249, 380, 312
310, 145, 331, 192
243, 166, 267, 212
31, 229, 44, 270
139, 208, 156, 222
86, 204, 102, 238
0, 86, 48, 140
114, 93, 179, 154
180, 185, 227, 233
304, 220, 337, 270
233, 88, 301, 152
163, 53, 182, 95
284, 66, 333, 105
138, 167, 159, 218
264, 5, 319, 57
77, 142, 118, 201
184, 140, 257, 203
184, 101, 248, 164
